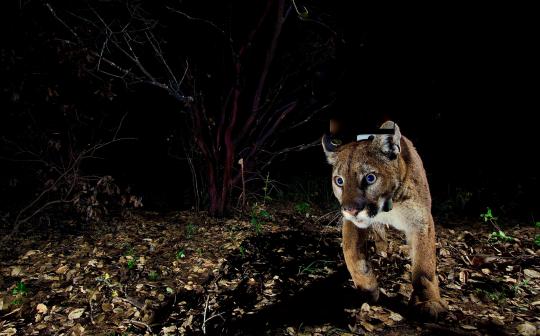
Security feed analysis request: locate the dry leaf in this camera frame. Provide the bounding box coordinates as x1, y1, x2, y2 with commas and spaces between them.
461, 325, 477, 330
101, 303, 113, 312
389, 312, 403, 322
56, 265, 69, 274
162, 326, 177, 333
439, 248, 450, 257
524, 269, 540, 279
471, 255, 496, 266
23, 250, 38, 258
181, 314, 194, 330
70, 323, 85, 336
68, 308, 85, 320
36, 303, 48, 314
360, 321, 375, 332
516, 322, 536, 336
1, 328, 17, 336
11, 266, 22, 276
35, 324, 48, 330
360, 302, 370, 312
459, 270, 468, 284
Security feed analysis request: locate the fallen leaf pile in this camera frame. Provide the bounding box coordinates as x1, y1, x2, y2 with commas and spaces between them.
0, 209, 538, 335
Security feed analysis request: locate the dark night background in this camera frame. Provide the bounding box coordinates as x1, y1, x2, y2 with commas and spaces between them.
0, 1, 538, 227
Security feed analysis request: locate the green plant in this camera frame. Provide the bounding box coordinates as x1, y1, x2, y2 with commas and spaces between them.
455, 188, 473, 210
535, 221, 540, 247
239, 246, 245, 258
475, 288, 507, 305
480, 207, 497, 223
12, 281, 28, 296
262, 172, 273, 204
127, 259, 136, 270
486, 290, 507, 304
10, 299, 22, 306
9, 281, 28, 306
489, 230, 513, 242
250, 204, 271, 234
123, 245, 135, 257
186, 222, 197, 238
148, 271, 159, 281
511, 279, 530, 295
481, 207, 513, 242
297, 260, 333, 275
176, 249, 186, 259
294, 201, 311, 215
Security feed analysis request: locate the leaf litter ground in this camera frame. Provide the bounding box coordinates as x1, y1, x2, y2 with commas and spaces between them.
0, 208, 539, 335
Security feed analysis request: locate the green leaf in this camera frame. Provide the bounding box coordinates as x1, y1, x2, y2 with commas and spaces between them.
176, 249, 186, 259
259, 210, 270, 218
12, 281, 27, 296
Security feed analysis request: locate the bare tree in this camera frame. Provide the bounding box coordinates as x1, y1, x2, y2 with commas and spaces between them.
46, 0, 337, 216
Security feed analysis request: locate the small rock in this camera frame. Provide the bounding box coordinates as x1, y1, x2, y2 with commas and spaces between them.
36, 303, 48, 314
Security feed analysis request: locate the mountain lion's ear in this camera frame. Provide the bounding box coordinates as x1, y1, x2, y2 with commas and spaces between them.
372, 121, 401, 159
321, 119, 344, 165
321, 133, 341, 165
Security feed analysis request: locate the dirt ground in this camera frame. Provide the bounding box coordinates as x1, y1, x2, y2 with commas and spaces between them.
1, 206, 539, 335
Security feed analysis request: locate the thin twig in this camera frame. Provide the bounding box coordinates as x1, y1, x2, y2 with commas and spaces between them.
45, 3, 79, 39
202, 294, 211, 334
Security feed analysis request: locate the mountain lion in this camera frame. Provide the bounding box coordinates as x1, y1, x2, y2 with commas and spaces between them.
322, 120, 447, 319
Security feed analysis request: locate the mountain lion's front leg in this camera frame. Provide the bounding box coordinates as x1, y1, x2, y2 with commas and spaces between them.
342, 219, 379, 301
407, 215, 447, 319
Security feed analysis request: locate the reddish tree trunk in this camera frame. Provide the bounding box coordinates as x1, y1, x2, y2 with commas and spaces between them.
192, 0, 289, 217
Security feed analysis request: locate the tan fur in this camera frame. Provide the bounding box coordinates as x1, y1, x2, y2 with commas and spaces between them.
322, 121, 447, 319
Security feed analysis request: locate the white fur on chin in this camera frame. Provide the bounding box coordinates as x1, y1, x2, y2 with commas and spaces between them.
342, 211, 372, 229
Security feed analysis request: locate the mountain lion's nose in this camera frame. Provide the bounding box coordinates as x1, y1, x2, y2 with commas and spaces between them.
343, 207, 359, 216
342, 198, 366, 217
342, 203, 364, 216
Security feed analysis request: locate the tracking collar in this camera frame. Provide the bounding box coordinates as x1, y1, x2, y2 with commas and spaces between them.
356, 128, 395, 142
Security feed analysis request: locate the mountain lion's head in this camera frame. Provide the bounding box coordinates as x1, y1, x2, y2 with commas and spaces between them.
322, 121, 402, 228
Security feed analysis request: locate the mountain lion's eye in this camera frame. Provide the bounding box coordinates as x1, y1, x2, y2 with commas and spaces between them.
365, 173, 377, 185
334, 176, 344, 187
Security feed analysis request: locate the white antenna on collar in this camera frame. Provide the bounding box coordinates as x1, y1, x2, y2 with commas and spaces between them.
356, 127, 395, 142
356, 134, 376, 141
